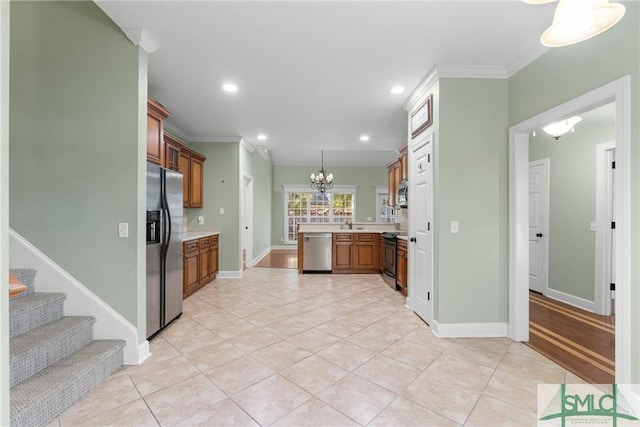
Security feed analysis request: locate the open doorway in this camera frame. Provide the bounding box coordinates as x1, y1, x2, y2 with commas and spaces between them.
509, 76, 632, 384
526, 103, 616, 383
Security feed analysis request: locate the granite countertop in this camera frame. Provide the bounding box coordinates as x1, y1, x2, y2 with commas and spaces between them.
182, 229, 220, 241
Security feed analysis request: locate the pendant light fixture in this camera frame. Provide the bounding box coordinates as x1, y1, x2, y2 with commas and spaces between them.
525, 0, 625, 47
310, 150, 334, 193
543, 116, 582, 139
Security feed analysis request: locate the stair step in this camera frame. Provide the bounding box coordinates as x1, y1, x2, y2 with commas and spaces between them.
10, 339, 126, 427
9, 269, 37, 297
9, 293, 66, 338
10, 316, 95, 387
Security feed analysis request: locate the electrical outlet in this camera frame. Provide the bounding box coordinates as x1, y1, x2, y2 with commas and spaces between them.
219, 208, 225, 215
590, 221, 596, 232
118, 222, 129, 238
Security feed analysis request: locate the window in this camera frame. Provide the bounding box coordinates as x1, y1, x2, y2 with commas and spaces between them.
284, 185, 357, 244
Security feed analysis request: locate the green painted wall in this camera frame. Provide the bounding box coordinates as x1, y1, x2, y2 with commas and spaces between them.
1, 0, 9, 423
271, 166, 387, 246
530, 115, 615, 301
9, 1, 144, 324
434, 78, 509, 324
240, 146, 273, 261
186, 142, 241, 272
509, 0, 639, 381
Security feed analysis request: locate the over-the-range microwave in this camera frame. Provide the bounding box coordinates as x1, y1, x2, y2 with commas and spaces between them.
397, 181, 408, 208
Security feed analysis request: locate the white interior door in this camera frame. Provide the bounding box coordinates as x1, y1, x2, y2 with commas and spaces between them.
410, 136, 433, 325
595, 142, 616, 315
243, 175, 253, 268
529, 159, 549, 294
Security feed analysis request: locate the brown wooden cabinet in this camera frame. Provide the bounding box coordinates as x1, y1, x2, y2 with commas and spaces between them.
177, 145, 205, 209
147, 98, 170, 165
189, 155, 204, 208
183, 240, 200, 297
378, 234, 385, 273
354, 234, 377, 271
396, 238, 408, 296
183, 234, 219, 298
332, 233, 354, 272
387, 144, 408, 207
332, 233, 379, 273
164, 134, 182, 172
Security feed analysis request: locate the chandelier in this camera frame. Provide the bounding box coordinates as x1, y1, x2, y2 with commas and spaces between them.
310, 150, 333, 193
523, 0, 626, 47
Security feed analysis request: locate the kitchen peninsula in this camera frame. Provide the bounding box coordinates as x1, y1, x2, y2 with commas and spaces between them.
297, 222, 407, 294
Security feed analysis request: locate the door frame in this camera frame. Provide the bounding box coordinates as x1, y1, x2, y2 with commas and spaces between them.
528, 158, 550, 296
508, 76, 631, 383
594, 141, 616, 316
241, 173, 254, 268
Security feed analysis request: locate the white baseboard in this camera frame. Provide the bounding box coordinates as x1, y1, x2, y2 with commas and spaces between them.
271, 244, 297, 250
252, 247, 271, 265
9, 229, 143, 365
431, 320, 508, 338
546, 288, 595, 313
217, 270, 243, 279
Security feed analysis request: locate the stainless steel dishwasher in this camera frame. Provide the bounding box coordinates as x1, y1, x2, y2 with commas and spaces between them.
302, 233, 332, 272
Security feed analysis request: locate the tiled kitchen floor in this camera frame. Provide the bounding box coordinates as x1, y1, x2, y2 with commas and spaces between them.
51, 268, 583, 426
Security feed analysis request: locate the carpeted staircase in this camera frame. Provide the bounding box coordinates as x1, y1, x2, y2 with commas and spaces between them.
9, 269, 126, 427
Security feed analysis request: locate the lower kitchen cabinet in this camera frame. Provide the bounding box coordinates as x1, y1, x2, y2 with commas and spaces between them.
183, 235, 219, 298
396, 238, 408, 296
332, 233, 379, 274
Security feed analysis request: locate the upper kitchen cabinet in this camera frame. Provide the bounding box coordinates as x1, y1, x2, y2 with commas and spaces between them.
387, 144, 408, 208
164, 134, 182, 172
178, 144, 205, 209
147, 98, 171, 165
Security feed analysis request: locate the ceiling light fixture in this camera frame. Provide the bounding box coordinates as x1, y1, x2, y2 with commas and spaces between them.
257, 134, 267, 141
525, 0, 626, 47
543, 116, 582, 139
310, 150, 333, 193
390, 86, 405, 95
222, 83, 238, 93
359, 135, 370, 142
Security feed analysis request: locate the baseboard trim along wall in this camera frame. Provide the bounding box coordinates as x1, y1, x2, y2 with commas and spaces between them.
431, 320, 508, 338
217, 270, 243, 279
546, 288, 595, 313
9, 229, 143, 365
252, 247, 271, 265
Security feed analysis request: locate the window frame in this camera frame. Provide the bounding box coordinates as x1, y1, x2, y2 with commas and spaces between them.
283, 184, 358, 244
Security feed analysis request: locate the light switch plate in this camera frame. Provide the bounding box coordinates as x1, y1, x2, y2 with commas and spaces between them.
450, 221, 459, 234
118, 222, 128, 238
219, 208, 224, 215
590, 221, 596, 232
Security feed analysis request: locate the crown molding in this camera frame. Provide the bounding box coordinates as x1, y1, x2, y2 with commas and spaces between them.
239, 138, 254, 153
403, 66, 439, 112
255, 145, 271, 162
163, 121, 189, 142
188, 136, 242, 143
436, 64, 509, 79
505, 42, 549, 77
121, 27, 160, 53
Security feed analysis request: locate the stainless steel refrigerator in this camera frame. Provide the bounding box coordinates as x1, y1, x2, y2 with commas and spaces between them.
146, 163, 184, 340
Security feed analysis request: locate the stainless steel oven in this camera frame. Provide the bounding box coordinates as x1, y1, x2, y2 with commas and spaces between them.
382, 232, 398, 290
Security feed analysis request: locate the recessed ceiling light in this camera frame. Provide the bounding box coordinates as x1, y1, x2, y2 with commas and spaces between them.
359, 135, 370, 142
222, 83, 238, 93
390, 86, 405, 95
257, 134, 267, 141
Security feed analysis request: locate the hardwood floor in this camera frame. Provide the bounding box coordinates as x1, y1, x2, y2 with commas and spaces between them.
254, 249, 298, 269
527, 291, 615, 384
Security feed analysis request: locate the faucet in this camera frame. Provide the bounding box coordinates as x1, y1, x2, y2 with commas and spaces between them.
344, 220, 352, 230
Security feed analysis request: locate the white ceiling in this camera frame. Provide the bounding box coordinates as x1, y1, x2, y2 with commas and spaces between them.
95, 1, 557, 166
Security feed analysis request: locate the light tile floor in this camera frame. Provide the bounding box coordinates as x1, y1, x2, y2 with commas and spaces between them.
51, 268, 582, 426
